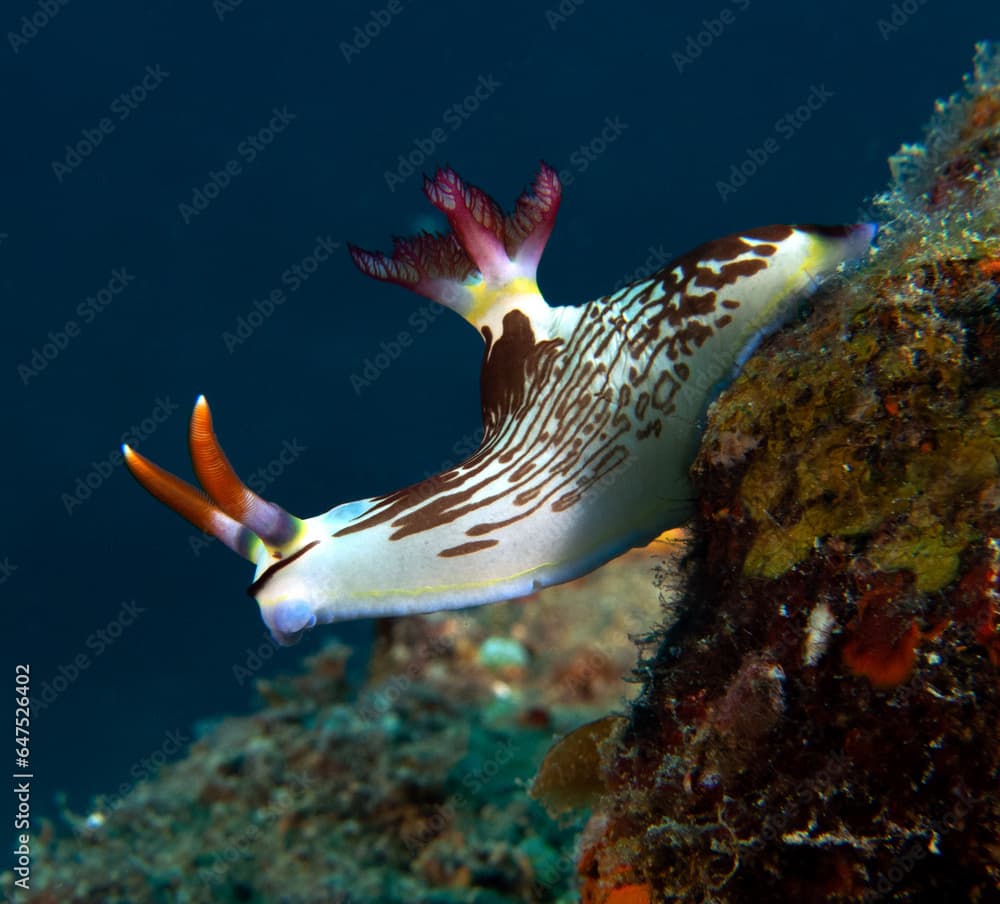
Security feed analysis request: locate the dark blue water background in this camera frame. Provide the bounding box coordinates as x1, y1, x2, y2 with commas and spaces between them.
2, 0, 995, 820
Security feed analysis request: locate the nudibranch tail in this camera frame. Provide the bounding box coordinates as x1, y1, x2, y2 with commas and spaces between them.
348, 163, 561, 334
123, 397, 305, 559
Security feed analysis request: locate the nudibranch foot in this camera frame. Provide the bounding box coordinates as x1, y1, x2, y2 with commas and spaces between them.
125, 164, 875, 645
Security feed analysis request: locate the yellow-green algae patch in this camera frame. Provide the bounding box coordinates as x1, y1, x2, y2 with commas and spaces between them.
713, 214, 1000, 593
696, 41, 1000, 597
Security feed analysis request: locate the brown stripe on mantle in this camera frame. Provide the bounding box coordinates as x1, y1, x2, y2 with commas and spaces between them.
246, 540, 320, 596
438, 539, 499, 558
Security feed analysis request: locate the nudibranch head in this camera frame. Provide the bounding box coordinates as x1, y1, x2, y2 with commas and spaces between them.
123, 398, 316, 617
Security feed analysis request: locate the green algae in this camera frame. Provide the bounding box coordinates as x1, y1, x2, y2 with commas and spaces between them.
721, 210, 1000, 591
735, 324, 1000, 588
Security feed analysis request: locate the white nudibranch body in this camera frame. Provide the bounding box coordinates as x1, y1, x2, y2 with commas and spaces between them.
124, 165, 875, 644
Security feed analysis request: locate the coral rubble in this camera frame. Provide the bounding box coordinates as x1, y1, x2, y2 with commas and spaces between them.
572, 42, 1000, 903
1, 543, 671, 903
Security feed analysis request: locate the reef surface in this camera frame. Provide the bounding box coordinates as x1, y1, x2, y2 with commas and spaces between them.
566, 41, 1000, 904
2, 540, 674, 903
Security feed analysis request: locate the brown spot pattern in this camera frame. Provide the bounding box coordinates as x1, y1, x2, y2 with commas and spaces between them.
438, 539, 500, 557
332, 226, 792, 555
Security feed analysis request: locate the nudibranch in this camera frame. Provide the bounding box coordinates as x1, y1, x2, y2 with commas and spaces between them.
124, 164, 874, 644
